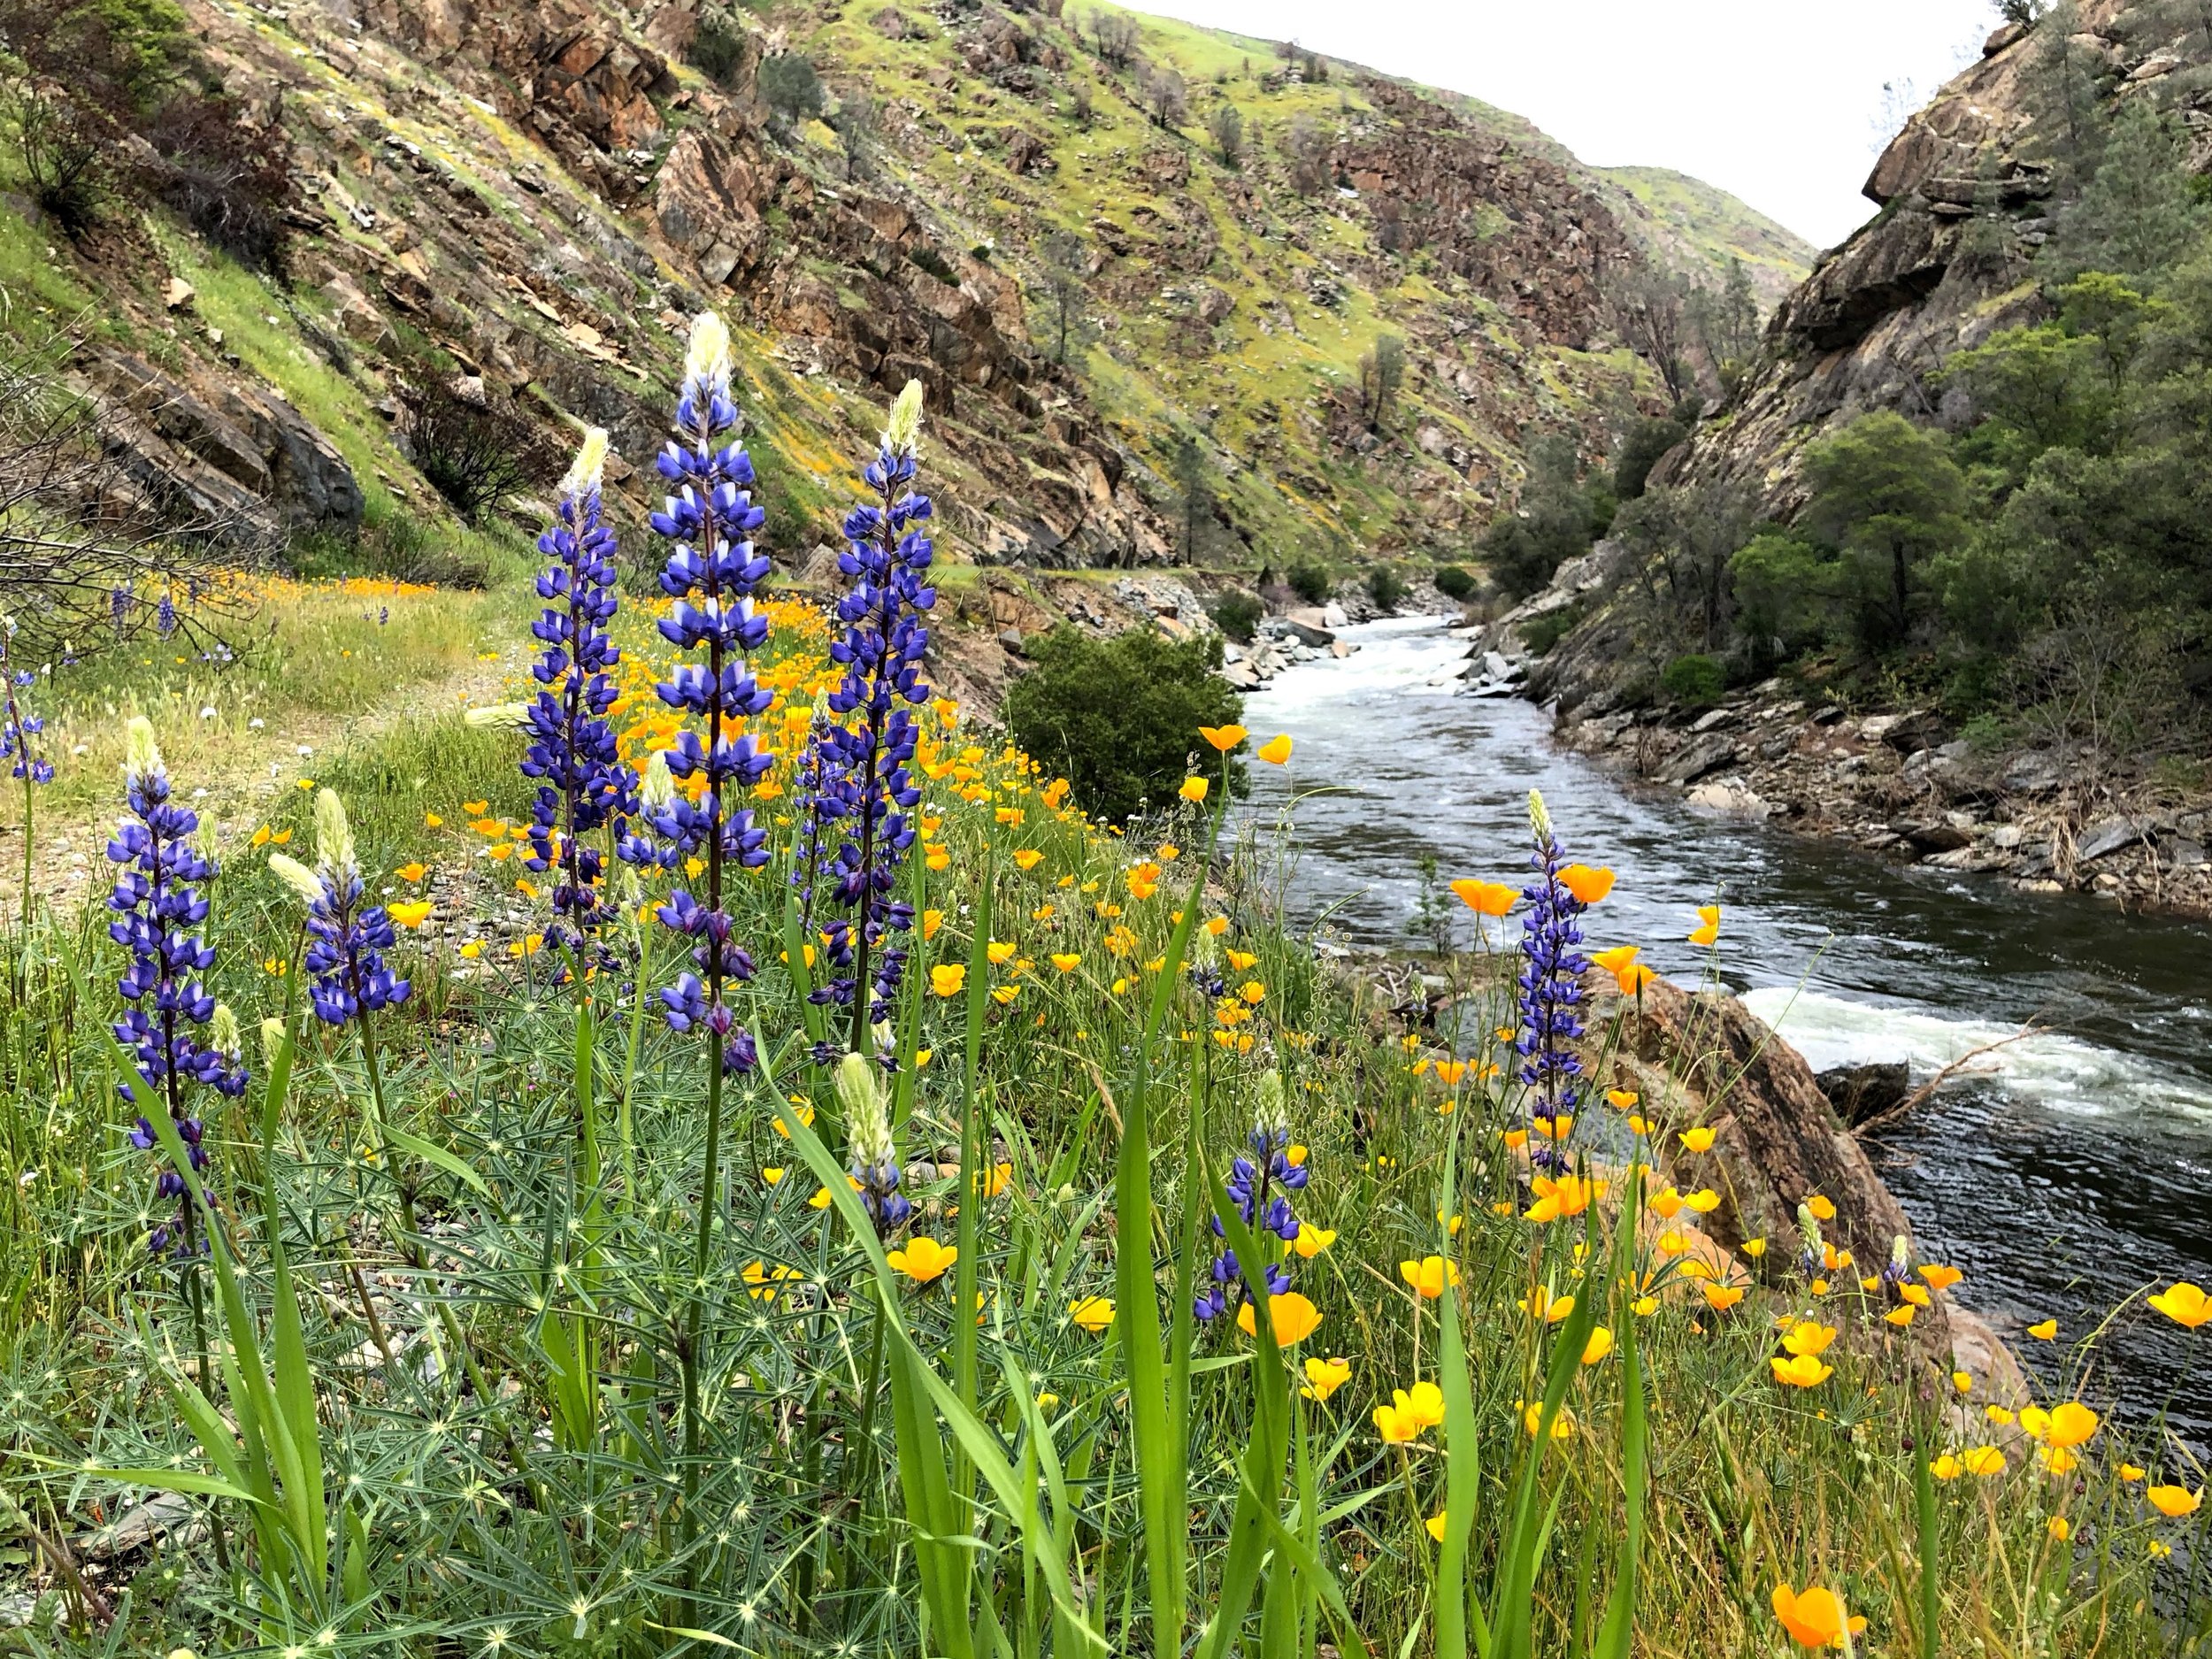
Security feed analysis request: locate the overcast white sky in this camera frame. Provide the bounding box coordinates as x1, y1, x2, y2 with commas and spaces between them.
1130, 0, 2001, 250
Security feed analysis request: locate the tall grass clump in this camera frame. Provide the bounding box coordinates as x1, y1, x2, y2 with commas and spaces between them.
0, 316, 2206, 1658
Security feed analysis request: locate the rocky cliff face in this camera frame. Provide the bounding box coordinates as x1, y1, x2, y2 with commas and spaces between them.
14, 0, 1809, 578
1651, 0, 2170, 512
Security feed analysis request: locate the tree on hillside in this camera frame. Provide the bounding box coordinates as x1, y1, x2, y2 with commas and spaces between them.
1481, 434, 1604, 599
1611, 480, 1755, 651
1282, 114, 1330, 195
1089, 10, 1139, 68
2045, 99, 2208, 284
758, 53, 825, 128
1165, 430, 1215, 559
1039, 228, 1090, 363
1208, 101, 1242, 168
1800, 411, 1970, 648
1141, 65, 1187, 128
1357, 334, 1406, 429
1612, 413, 1690, 501
1608, 268, 1694, 404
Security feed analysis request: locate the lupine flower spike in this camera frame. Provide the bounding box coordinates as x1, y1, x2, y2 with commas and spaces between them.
522, 426, 636, 961
634, 311, 772, 1079
836, 1050, 910, 1234
107, 718, 246, 1256
268, 789, 409, 1028
1196, 1073, 1310, 1322
1516, 789, 1594, 1167
803, 379, 936, 1049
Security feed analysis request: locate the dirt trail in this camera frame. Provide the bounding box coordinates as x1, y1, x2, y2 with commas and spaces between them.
0, 653, 512, 926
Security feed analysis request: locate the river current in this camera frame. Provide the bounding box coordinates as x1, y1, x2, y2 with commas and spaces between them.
1240, 616, 2212, 1445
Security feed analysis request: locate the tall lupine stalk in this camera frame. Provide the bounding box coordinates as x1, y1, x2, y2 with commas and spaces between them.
641, 311, 773, 1548
521, 428, 636, 966
106, 715, 247, 1563
1, 619, 55, 929
806, 380, 935, 1052
1514, 788, 1590, 1166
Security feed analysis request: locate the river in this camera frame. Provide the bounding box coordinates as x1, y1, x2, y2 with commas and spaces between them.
1240, 616, 2212, 1446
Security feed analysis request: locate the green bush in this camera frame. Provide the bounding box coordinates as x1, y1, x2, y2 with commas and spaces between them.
1365, 566, 1407, 611
1660, 652, 1726, 709
1208, 590, 1263, 643
1518, 606, 1578, 657
1286, 562, 1333, 605
1004, 624, 1246, 823
1432, 564, 1476, 601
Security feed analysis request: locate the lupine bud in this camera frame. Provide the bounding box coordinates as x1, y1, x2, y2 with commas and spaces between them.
261, 1017, 288, 1070
313, 787, 357, 885
464, 703, 532, 728
1527, 787, 1551, 841
209, 1003, 241, 1061
839, 1051, 892, 1170
266, 852, 326, 904
560, 426, 611, 499
685, 311, 732, 399
124, 714, 163, 787
641, 749, 676, 811
880, 378, 925, 459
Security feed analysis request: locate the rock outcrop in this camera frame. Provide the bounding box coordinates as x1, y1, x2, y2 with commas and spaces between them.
1652, 0, 2160, 514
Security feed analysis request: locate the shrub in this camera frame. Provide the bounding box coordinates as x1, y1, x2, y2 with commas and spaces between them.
1003, 623, 1245, 823
1208, 590, 1262, 643
758, 52, 825, 127
1518, 605, 1578, 657
1432, 564, 1476, 602
1365, 565, 1406, 611
2, 83, 108, 236
406, 383, 539, 526
1660, 652, 1726, 709
142, 94, 296, 273
691, 17, 749, 87
1286, 562, 1332, 605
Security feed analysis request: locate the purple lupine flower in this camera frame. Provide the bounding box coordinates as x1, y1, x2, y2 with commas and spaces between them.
837, 1051, 910, 1234
521, 429, 636, 960
269, 790, 410, 1026
0, 628, 54, 787
106, 718, 247, 1256
802, 380, 936, 1043
640, 313, 772, 1077
787, 694, 849, 934
157, 592, 176, 637
1514, 789, 1589, 1169
1196, 1107, 1308, 1322
111, 583, 132, 634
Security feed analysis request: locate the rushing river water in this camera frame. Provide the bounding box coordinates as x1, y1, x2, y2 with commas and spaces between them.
1240, 616, 2212, 1446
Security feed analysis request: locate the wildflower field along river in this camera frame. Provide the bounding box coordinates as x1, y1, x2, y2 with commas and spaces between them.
1243, 617, 2212, 1447
0, 322, 2207, 1655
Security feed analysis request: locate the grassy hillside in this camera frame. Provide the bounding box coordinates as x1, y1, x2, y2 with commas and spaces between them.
1596, 165, 1816, 307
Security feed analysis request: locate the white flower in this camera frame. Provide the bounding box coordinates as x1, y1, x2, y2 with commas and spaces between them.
248, 718, 265, 730
199, 705, 218, 719
18, 1168, 36, 1188
296, 744, 314, 757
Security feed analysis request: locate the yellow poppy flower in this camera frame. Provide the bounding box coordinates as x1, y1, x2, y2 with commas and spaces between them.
1257, 733, 1293, 764
1679, 1125, 1716, 1153
1961, 1445, 2006, 1476
1448, 879, 1516, 918
1804, 1194, 1837, 1222
1399, 1256, 1462, 1298
1197, 724, 1247, 752
1688, 903, 1721, 947
1556, 864, 1614, 904
1703, 1282, 1747, 1312
2027, 1318, 2058, 1340
931, 964, 966, 996
1771, 1353, 1833, 1387
1292, 1225, 1336, 1259
1236, 1291, 1321, 1346
396, 862, 427, 882
1301, 1356, 1350, 1401
1070, 1296, 1114, 1334
1920, 1263, 1964, 1292
388, 900, 433, 930
1178, 777, 1209, 803
2148, 1281, 2210, 1328
1772, 1584, 1862, 1649
1581, 1326, 1615, 1365
2147, 1485, 2201, 1518
887, 1236, 958, 1284
1783, 1321, 1838, 1357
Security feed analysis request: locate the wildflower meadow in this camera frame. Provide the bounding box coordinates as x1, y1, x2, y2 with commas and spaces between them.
1, 315, 2208, 1658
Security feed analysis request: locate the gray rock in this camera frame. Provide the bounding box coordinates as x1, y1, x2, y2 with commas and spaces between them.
1690, 706, 1735, 734
1897, 820, 1971, 855
2077, 815, 2147, 862
997, 629, 1026, 656
1659, 733, 1738, 785
1279, 609, 1336, 647
2164, 835, 2208, 869
2001, 750, 2069, 795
